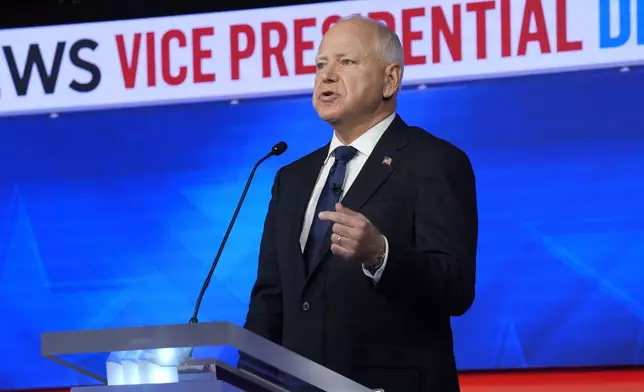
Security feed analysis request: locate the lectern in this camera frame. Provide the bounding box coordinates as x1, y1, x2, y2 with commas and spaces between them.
41, 321, 372, 392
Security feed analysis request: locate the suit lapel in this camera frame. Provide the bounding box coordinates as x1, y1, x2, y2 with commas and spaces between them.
341, 116, 409, 212
305, 115, 410, 284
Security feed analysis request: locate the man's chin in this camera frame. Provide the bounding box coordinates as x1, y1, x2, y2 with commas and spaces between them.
322, 116, 340, 124
317, 110, 343, 124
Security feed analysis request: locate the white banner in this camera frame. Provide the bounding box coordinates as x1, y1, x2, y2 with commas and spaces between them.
0, 0, 642, 116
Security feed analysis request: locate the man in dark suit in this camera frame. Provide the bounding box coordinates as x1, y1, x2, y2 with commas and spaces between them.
244, 15, 478, 392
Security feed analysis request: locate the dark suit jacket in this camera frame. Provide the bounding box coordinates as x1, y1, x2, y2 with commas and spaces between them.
244, 115, 478, 392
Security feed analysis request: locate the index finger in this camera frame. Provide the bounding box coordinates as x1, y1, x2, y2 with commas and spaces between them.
335, 203, 360, 217
318, 210, 358, 227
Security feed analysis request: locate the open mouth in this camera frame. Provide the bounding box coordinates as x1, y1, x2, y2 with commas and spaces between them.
319, 91, 338, 101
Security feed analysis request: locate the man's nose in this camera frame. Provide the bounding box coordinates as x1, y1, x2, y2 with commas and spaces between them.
320, 63, 339, 83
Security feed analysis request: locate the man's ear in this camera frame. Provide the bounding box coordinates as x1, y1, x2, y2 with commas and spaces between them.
383, 63, 402, 99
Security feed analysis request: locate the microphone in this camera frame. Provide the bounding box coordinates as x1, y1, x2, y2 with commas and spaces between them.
189, 141, 288, 324
331, 183, 342, 195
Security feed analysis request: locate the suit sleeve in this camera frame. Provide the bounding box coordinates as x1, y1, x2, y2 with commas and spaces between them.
243, 168, 283, 343
375, 145, 478, 316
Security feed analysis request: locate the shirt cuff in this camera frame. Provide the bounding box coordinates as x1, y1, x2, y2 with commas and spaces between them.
362, 235, 389, 283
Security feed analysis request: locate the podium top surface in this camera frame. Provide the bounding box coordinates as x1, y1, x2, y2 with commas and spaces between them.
41, 321, 372, 392
42, 322, 247, 356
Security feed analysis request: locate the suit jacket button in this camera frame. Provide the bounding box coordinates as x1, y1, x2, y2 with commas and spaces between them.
302, 301, 310, 311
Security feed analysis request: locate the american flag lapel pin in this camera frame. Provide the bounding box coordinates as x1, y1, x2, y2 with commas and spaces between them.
382, 156, 392, 166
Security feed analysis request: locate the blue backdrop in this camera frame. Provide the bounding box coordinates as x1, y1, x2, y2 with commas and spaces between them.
0, 67, 643, 388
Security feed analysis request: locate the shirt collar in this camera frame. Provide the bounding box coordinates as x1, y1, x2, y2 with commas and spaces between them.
325, 112, 396, 163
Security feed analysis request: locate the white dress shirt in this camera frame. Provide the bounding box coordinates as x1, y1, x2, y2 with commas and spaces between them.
299, 112, 396, 282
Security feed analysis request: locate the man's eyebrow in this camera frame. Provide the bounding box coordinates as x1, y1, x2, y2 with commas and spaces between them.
315, 53, 350, 61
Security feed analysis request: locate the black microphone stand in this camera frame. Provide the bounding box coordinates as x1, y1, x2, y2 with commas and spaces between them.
189, 142, 287, 324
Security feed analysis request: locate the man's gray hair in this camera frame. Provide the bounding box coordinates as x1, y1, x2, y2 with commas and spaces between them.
340, 14, 405, 76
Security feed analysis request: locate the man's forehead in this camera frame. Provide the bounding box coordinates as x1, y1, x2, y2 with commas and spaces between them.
317, 25, 373, 57
325, 21, 375, 41
316, 46, 357, 58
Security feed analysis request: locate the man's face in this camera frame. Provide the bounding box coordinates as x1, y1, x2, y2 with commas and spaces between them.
312, 21, 386, 125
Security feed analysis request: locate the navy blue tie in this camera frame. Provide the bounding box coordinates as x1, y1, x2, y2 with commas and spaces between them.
303, 146, 358, 271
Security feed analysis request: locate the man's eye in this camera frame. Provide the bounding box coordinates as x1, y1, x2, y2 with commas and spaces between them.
341, 59, 354, 65
316, 63, 326, 70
